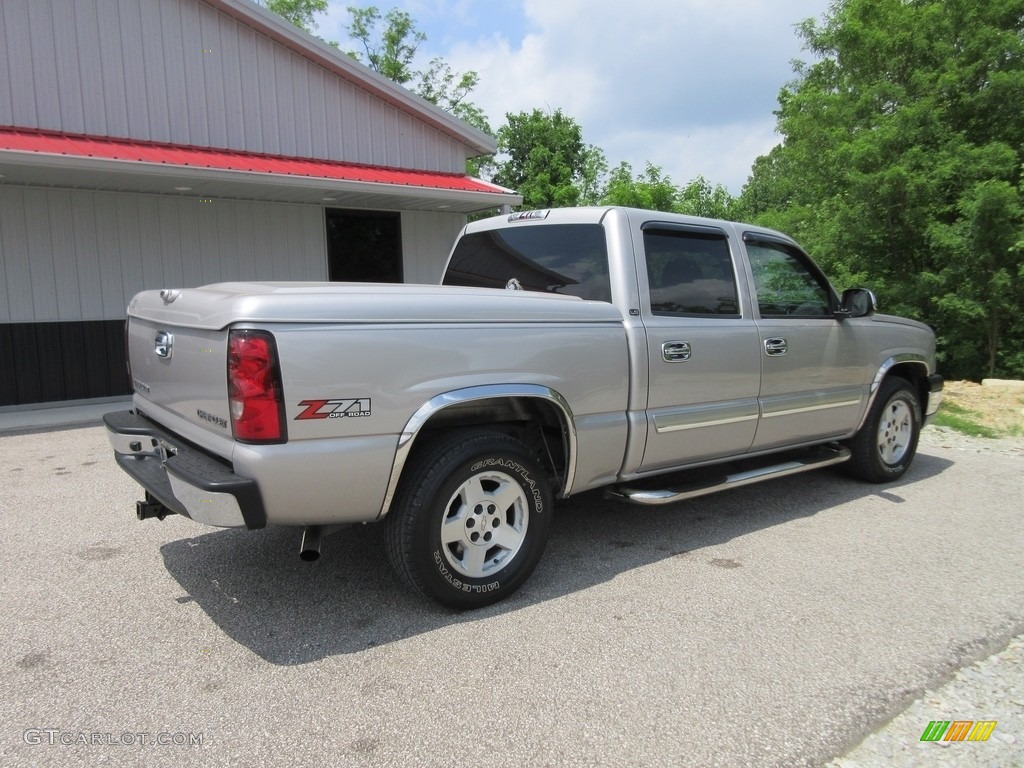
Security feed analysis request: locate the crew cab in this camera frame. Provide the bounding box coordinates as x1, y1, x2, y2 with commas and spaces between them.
106, 207, 943, 608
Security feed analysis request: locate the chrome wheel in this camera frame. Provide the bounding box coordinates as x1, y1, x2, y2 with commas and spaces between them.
440, 470, 529, 578
877, 398, 913, 465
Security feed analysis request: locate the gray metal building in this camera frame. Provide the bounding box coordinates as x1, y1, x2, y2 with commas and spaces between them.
0, 0, 519, 407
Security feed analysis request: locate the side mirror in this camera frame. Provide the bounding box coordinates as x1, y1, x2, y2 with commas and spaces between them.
836, 288, 876, 319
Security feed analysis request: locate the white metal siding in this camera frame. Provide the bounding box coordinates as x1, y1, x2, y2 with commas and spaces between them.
0, 187, 327, 323
0, 0, 471, 173
400, 211, 465, 285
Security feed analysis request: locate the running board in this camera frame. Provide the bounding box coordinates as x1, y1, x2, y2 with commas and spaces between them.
608, 445, 851, 506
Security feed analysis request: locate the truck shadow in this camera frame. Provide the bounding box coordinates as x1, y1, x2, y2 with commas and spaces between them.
159, 450, 953, 664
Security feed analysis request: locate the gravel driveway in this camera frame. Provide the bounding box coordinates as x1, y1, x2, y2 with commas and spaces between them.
1, 422, 1021, 767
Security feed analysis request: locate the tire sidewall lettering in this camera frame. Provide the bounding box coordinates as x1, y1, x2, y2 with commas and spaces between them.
432, 550, 501, 594
429, 454, 540, 594
388, 431, 553, 609
470, 457, 544, 514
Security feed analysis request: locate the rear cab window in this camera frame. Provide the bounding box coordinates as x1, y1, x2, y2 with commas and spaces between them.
443, 224, 612, 302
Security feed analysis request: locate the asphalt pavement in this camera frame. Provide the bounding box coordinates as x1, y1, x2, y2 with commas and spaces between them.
1, 414, 1021, 767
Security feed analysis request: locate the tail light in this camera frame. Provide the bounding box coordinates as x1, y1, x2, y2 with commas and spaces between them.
227, 329, 287, 443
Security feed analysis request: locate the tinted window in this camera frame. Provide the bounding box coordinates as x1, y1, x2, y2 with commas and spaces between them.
444, 224, 611, 302
746, 240, 833, 317
644, 230, 739, 316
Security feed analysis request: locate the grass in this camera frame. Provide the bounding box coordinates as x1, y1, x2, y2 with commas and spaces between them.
930, 401, 1001, 439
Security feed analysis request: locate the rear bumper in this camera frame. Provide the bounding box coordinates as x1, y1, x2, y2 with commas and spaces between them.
104, 410, 266, 529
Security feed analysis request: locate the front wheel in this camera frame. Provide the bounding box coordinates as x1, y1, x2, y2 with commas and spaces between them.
385, 430, 553, 609
844, 377, 922, 483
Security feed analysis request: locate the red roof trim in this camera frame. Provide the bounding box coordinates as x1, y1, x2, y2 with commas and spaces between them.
0, 127, 507, 195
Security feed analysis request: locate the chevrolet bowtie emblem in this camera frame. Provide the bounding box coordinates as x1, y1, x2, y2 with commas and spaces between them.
154, 330, 174, 359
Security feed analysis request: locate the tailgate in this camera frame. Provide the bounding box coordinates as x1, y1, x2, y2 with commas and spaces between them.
127, 314, 233, 440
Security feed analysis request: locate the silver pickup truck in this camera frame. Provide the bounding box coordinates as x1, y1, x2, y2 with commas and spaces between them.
106, 206, 943, 608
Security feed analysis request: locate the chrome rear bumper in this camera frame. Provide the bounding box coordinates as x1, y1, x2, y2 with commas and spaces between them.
104, 410, 266, 529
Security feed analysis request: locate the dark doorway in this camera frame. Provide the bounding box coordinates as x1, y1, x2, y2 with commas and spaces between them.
325, 209, 403, 282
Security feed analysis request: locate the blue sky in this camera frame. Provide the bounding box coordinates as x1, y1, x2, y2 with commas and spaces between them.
314, 1, 833, 194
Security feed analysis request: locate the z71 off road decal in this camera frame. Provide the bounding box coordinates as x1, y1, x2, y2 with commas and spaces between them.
295, 399, 372, 420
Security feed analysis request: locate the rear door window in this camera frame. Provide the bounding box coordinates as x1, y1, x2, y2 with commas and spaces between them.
643, 228, 740, 316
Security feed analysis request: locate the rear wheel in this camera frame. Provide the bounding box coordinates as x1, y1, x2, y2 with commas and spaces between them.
385, 430, 553, 609
844, 377, 921, 482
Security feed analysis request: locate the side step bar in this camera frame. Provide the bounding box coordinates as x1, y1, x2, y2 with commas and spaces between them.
608, 444, 851, 506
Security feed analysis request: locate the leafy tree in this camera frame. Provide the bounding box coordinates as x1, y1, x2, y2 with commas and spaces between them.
577, 145, 610, 206
599, 163, 737, 218
677, 176, 736, 220
601, 162, 679, 211
345, 7, 424, 84
416, 58, 492, 138
343, 6, 494, 173
742, 0, 1024, 379
492, 109, 587, 209
260, 0, 328, 33
928, 178, 1023, 375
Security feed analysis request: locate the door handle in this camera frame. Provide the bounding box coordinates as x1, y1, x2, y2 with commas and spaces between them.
662, 341, 692, 362
764, 337, 788, 356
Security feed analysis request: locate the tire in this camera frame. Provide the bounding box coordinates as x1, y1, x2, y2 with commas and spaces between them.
385, 430, 553, 609
844, 377, 922, 483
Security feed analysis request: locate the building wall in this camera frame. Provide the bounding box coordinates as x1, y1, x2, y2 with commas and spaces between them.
0, 185, 325, 405
0, 186, 466, 324
0, 185, 466, 405
0, 0, 485, 406
0, 186, 327, 324
0, 0, 470, 173
401, 211, 465, 285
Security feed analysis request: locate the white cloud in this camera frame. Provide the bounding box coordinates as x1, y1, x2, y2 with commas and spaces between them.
444, 0, 827, 193
601, 117, 783, 191
322, 0, 830, 194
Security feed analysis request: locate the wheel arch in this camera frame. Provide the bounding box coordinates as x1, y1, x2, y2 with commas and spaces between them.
855, 354, 931, 433
378, 385, 578, 520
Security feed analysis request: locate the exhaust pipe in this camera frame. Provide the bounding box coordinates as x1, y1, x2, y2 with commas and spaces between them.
298, 524, 346, 562
299, 526, 322, 562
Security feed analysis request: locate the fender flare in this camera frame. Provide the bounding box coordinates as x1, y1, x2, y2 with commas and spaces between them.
377, 384, 578, 519
854, 353, 931, 432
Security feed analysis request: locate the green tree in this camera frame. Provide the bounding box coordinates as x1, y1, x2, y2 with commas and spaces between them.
677, 176, 736, 219
599, 163, 737, 218
742, 0, 1024, 379
601, 162, 679, 211
492, 109, 587, 209
343, 6, 494, 174
928, 178, 1024, 375
416, 58, 492, 136
260, 0, 328, 33
345, 7, 424, 84
577, 145, 609, 206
